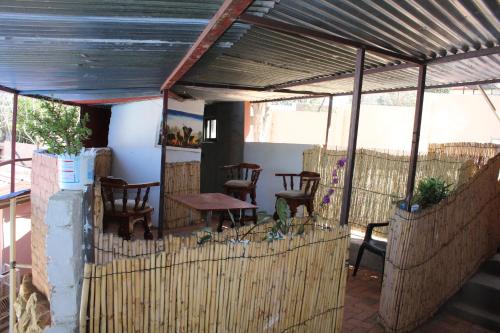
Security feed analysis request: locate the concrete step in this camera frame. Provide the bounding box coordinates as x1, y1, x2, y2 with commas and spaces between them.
452, 272, 500, 314
482, 253, 500, 277
447, 301, 500, 332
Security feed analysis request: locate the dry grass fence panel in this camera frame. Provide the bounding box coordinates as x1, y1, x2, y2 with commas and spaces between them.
428, 142, 499, 165
379, 154, 500, 333
164, 161, 201, 229
81, 224, 350, 332
303, 147, 476, 237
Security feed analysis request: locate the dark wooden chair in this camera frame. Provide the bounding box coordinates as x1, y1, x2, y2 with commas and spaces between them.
100, 177, 160, 240
222, 163, 262, 224
353, 222, 389, 276
273, 171, 320, 219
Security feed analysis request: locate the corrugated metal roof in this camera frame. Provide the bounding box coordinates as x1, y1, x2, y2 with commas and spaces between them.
264, 0, 498, 59
0, 0, 228, 100
179, 0, 499, 102
0, 0, 498, 103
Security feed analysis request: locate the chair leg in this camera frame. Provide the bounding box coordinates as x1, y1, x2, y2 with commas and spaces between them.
118, 219, 130, 240
252, 208, 257, 224
250, 189, 257, 205
143, 213, 153, 240
353, 243, 366, 276
289, 203, 298, 218
381, 254, 386, 283
305, 201, 314, 217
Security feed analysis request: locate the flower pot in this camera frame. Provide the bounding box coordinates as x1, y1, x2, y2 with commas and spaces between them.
57, 149, 96, 190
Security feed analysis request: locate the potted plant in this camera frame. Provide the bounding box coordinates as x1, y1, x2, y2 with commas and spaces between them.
25, 99, 94, 190
411, 177, 452, 210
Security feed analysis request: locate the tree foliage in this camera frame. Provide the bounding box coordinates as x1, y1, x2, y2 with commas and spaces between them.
24, 100, 91, 155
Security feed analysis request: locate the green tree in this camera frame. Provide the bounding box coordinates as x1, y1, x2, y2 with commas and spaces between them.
24, 99, 91, 155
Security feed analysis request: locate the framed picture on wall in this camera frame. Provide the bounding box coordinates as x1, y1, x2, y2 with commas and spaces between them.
156, 109, 203, 150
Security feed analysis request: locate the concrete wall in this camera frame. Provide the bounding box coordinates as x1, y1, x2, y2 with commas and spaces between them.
248, 93, 500, 152
44, 191, 84, 333
108, 98, 204, 225
243, 142, 315, 214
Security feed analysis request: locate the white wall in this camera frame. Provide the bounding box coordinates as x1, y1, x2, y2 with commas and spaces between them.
244, 142, 315, 214
108, 98, 204, 225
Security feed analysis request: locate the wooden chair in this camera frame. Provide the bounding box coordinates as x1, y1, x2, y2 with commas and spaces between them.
353, 222, 389, 277
222, 163, 262, 224
100, 177, 160, 240
273, 171, 320, 219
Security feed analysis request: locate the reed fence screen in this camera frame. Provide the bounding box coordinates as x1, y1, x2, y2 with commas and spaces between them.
428, 142, 498, 165
164, 161, 201, 229
303, 146, 476, 236
379, 154, 500, 333
81, 223, 350, 333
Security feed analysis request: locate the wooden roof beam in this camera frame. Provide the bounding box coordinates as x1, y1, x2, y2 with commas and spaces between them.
160, 0, 254, 91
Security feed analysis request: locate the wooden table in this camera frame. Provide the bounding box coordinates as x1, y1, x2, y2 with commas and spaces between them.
167, 193, 258, 232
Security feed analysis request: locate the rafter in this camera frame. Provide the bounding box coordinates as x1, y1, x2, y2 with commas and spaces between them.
160, 0, 254, 91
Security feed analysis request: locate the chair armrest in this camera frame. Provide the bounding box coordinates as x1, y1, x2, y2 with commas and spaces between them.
221, 164, 238, 170
126, 182, 160, 189
275, 173, 300, 177
364, 222, 389, 241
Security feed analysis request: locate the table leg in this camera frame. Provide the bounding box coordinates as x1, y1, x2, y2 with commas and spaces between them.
239, 209, 244, 227
206, 210, 212, 228
252, 208, 257, 224
218, 212, 224, 233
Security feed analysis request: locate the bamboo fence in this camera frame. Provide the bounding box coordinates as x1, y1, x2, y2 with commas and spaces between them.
428, 142, 499, 166
164, 161, 201, 229
379, 154, 500, 333
303, 147, 476, 237
81, 223, 350, 333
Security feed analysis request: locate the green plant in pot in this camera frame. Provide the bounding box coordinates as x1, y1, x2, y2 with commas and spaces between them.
412, 177, 452, 210
25, 100, 93, 190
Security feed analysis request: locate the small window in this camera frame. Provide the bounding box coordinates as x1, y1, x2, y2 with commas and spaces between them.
204, 118, 217, 142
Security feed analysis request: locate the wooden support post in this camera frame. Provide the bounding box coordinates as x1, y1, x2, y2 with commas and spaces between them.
158, 92, 169, 238
339, 48, 365, 226
324, 95, 333, 148
405, 64, 427, 209
10, 94, 18, 193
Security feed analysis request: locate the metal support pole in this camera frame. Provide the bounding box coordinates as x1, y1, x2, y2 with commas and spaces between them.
324, 95, 333, 148
477, 85, 500, 122
10, 94, 18, 193
158, 91, 169, 238
9, 197, 16, 332
339, 48, 365, 226
405, 64, 427, 209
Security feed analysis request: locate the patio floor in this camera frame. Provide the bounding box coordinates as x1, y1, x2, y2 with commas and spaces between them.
344, 267, 495, 333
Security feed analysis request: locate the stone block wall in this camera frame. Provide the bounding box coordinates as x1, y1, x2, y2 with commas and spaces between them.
30, 148, 112, 298
30, 151, 58, 297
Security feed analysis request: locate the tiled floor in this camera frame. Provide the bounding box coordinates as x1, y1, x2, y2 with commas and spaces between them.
343, 267, 495, 333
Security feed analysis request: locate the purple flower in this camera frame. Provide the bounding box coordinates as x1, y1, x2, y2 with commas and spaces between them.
322, 195, 331, 204
327, 188, 334, 195
337, 157, 347, 167
332, 169, 337, 177
332, 177, 339, 184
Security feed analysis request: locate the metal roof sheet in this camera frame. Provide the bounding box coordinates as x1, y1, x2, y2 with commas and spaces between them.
0, 0, 498, 103
179, 0, 500, 102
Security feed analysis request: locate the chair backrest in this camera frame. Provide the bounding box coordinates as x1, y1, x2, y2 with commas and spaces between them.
299, 171, 321, 197
100, 177, 160, 214
222, 163, 262, 186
